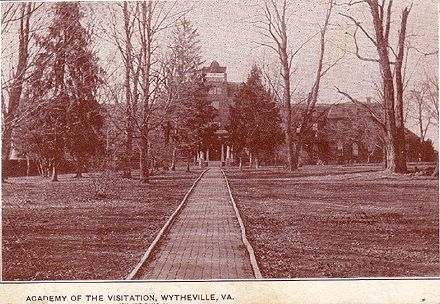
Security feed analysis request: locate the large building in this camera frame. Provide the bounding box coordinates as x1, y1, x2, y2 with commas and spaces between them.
293, 102, 436, 165
197, 61, 435, 167
197, 60, 240, 166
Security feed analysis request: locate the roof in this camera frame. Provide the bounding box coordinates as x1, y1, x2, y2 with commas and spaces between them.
326, 103, 357, 119
202, 60, 227, 74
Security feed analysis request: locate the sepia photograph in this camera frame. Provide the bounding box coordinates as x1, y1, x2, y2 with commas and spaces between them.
1, 0, 439, 294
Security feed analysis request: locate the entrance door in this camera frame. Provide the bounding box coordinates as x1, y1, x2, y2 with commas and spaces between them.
209, 144, 221, 161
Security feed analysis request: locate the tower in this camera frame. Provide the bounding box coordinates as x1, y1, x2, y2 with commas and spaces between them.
199, 60, 239, 166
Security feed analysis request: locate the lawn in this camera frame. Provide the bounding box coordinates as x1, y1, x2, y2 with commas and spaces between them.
2, 168, 201, 281
226, 164, 439, 278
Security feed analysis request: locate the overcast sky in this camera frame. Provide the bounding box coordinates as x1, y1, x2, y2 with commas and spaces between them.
2, 0, 439, 147
184, 0, 439, 147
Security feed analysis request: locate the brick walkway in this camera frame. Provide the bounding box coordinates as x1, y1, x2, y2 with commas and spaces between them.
136, 168, 255, 280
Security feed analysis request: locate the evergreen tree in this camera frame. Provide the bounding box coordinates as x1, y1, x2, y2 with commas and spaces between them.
18, 2, 104, 180
228, 65, 284, 168
166, 18, 217, 171
174, 85, 218, 171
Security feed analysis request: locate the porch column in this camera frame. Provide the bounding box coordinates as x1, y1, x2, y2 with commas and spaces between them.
226, 145, 231, 159
230, 146, 234, 161
206, 149, 210, 161
221, 144, 225, 162
199, 151, 204, 168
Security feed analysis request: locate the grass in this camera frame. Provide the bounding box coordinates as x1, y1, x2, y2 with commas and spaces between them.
226, 164, 439, 278
2, 168, 202, 281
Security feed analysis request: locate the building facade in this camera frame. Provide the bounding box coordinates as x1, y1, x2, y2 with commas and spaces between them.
196, 62, 434, 167
197, 60, 240, 166
294, 103, 436, 165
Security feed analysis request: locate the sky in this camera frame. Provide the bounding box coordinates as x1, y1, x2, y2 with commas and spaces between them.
2, 0, 439, 148
184, 0, 439, 147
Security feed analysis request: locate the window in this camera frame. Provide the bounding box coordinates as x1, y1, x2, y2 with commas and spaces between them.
352, 143, 359, 156
212, 101, 220, 109
312, 123, 318, 137
208, 87, 222, 95
337, 141, 343, 156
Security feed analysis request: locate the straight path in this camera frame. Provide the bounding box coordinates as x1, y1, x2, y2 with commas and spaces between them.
136, 168, 255, 280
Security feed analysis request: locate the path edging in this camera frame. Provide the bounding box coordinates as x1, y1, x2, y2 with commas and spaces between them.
221, 169, 263, 279
126, 168, 209, 280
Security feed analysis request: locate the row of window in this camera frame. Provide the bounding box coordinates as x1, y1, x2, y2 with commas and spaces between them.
208, 87, 223, 95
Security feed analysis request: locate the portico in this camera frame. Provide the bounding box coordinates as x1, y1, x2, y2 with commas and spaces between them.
196, 143, 234, 167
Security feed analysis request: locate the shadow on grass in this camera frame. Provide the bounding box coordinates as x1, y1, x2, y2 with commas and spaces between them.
225, 165, 382, 180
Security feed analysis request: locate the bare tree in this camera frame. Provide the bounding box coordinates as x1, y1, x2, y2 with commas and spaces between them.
103, 1, 187, 182
337, 0, 411, 173
106, 2, 142, 178
1, 3, 33, 181
416, 73, 439, 176
257, 0, 295, 171
408, 86, 432, 161
256, 0, 340, 170
424, 74, 439, 126
291, 0, 342, 168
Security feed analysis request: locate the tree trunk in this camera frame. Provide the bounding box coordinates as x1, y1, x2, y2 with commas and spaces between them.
75, 158, 83, 178
393, 7, 409, 173
2, 3, 31, 182
368, 2, 408, 173
2, 125, 13, 182
282, 68, 294, 172
186, 155, 190, 172
139, 130, 149, 183
292, 138, 302, 170
122, 1, 134, 179
384, 132, 398, 172
122, 128, 133, 178
44, 159, 50, 177
249, 152, 253, 169
51, 159, 58, 182
170, 146, 177, 171
277, 3, 294, 172
418, 101, 424, 161
26, 155, 30, 176
37, 159, 45, 177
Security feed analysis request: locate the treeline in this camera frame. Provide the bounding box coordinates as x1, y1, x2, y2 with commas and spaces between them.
2, 1, 438, 181
2, 3, 220, 182
1, 2, 284, 181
